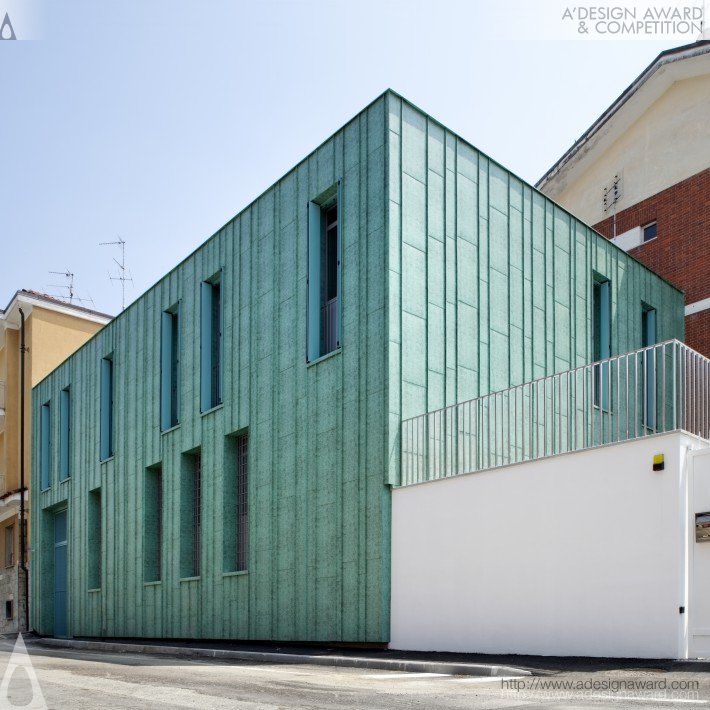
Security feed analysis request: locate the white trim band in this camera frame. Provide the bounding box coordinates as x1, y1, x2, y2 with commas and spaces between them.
686, 298, 710, 317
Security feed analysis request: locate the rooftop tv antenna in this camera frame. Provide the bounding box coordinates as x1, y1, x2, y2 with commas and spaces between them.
602, 173, 622, 238
47, 269, 95, 307
99, 237, 133, 310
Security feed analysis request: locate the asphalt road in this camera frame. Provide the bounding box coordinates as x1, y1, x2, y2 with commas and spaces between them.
1, 638, 709, 709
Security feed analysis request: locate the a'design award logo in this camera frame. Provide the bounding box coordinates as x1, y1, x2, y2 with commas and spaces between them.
0, 11, 17, 40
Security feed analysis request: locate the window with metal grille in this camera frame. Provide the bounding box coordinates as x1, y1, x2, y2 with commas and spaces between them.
236, 435, 248, 571
161, 307, 180, 431
307, 183, 341, 362
223, 433, 249, 573
144, 464, 163, 583
200, 275, 222, 412
88, 488, 102, 589
4, 525, 13, 567
180, 451, 201, 578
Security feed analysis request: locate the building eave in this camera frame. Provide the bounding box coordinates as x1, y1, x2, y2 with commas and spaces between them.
0, 290, 113, 330
535, 40, 710, 191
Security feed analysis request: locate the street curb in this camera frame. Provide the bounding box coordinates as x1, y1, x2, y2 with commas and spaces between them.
33, 638, 532, 677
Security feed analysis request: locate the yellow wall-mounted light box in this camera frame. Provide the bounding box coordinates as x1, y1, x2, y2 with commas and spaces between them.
653, 454, 665, 471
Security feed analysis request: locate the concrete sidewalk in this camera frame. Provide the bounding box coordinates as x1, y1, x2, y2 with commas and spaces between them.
34, 637, 532, 677
31, 636, 710, 677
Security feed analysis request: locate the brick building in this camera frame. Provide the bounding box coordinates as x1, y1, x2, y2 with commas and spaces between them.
537, 41, 710, 356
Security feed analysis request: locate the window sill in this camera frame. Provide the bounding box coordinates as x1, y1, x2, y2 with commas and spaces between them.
306, 348, 342, 368
144, 580, 162, 587
200, 403, 224, 417
161, 424, 180, 436
223, 570, 248, 578
88, 588, 101, 594
179, 576, 201, 583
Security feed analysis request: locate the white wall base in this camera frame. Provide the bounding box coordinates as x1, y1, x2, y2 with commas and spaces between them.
391, 433, 709, 659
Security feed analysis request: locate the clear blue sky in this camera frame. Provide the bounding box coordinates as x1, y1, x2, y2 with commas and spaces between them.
0, 0, 687, 315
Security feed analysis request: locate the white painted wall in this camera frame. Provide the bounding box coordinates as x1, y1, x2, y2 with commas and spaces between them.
688, 448, 710, 658
391, 433, 709, 659
543, 67, 710, 227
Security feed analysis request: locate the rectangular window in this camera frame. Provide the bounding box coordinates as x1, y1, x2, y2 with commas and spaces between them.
200, 276, 222, 411
40, 401, 51, 490
180, 451, 201, 578
593, 278, 611, 410
307, 184, 341, 361
144, 464, 163, 583
642, 221, 657, 243
100, 355, 114, 460
88, 488, 102, 589
4, 600, 12, 620
161, 306, 180, 430
59, 387, 71, 480
642, 305, 657, 429
5, 526, 13, 567
223, 433, 249, 573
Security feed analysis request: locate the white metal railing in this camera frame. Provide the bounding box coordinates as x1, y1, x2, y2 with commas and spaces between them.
400, 340, 710, 486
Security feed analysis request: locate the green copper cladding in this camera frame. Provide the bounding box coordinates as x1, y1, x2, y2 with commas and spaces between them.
31, 91, 684, 642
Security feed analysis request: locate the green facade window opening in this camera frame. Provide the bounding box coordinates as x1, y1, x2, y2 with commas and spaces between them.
88, 488, 102, 590
100, 355, 114, 460
200, 277, 223, 411
307, 182, 341, 361
144, 465, 163, 583
59, 388, 71, 480
593, 278, 611, 410
40, 401, 51, 490
161, 307, 180, 430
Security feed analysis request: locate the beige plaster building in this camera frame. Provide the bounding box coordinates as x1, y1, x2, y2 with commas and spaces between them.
0, 290, 111, 632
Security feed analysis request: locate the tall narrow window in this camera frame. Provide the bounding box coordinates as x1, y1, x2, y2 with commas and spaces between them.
223, 433, 249, 572
144, 464, 163, 583
161, 306, 180, 430
180, 451, 201, 578
5, 525, 14, 567
88, 488, 102, 589
236, 434, 249, 571
307, 183, 341, 361
642, 305, 657, 429
200, 276, 222, 411
40, 401, 51, 490
593, 278, 611, 410
59, 387, 71, 480
100, 355, 114, 460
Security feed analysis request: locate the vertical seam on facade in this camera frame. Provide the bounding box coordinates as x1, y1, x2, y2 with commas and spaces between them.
271, 184, 279, 639
425, 118, 430, 411
507, 172, 512, 389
